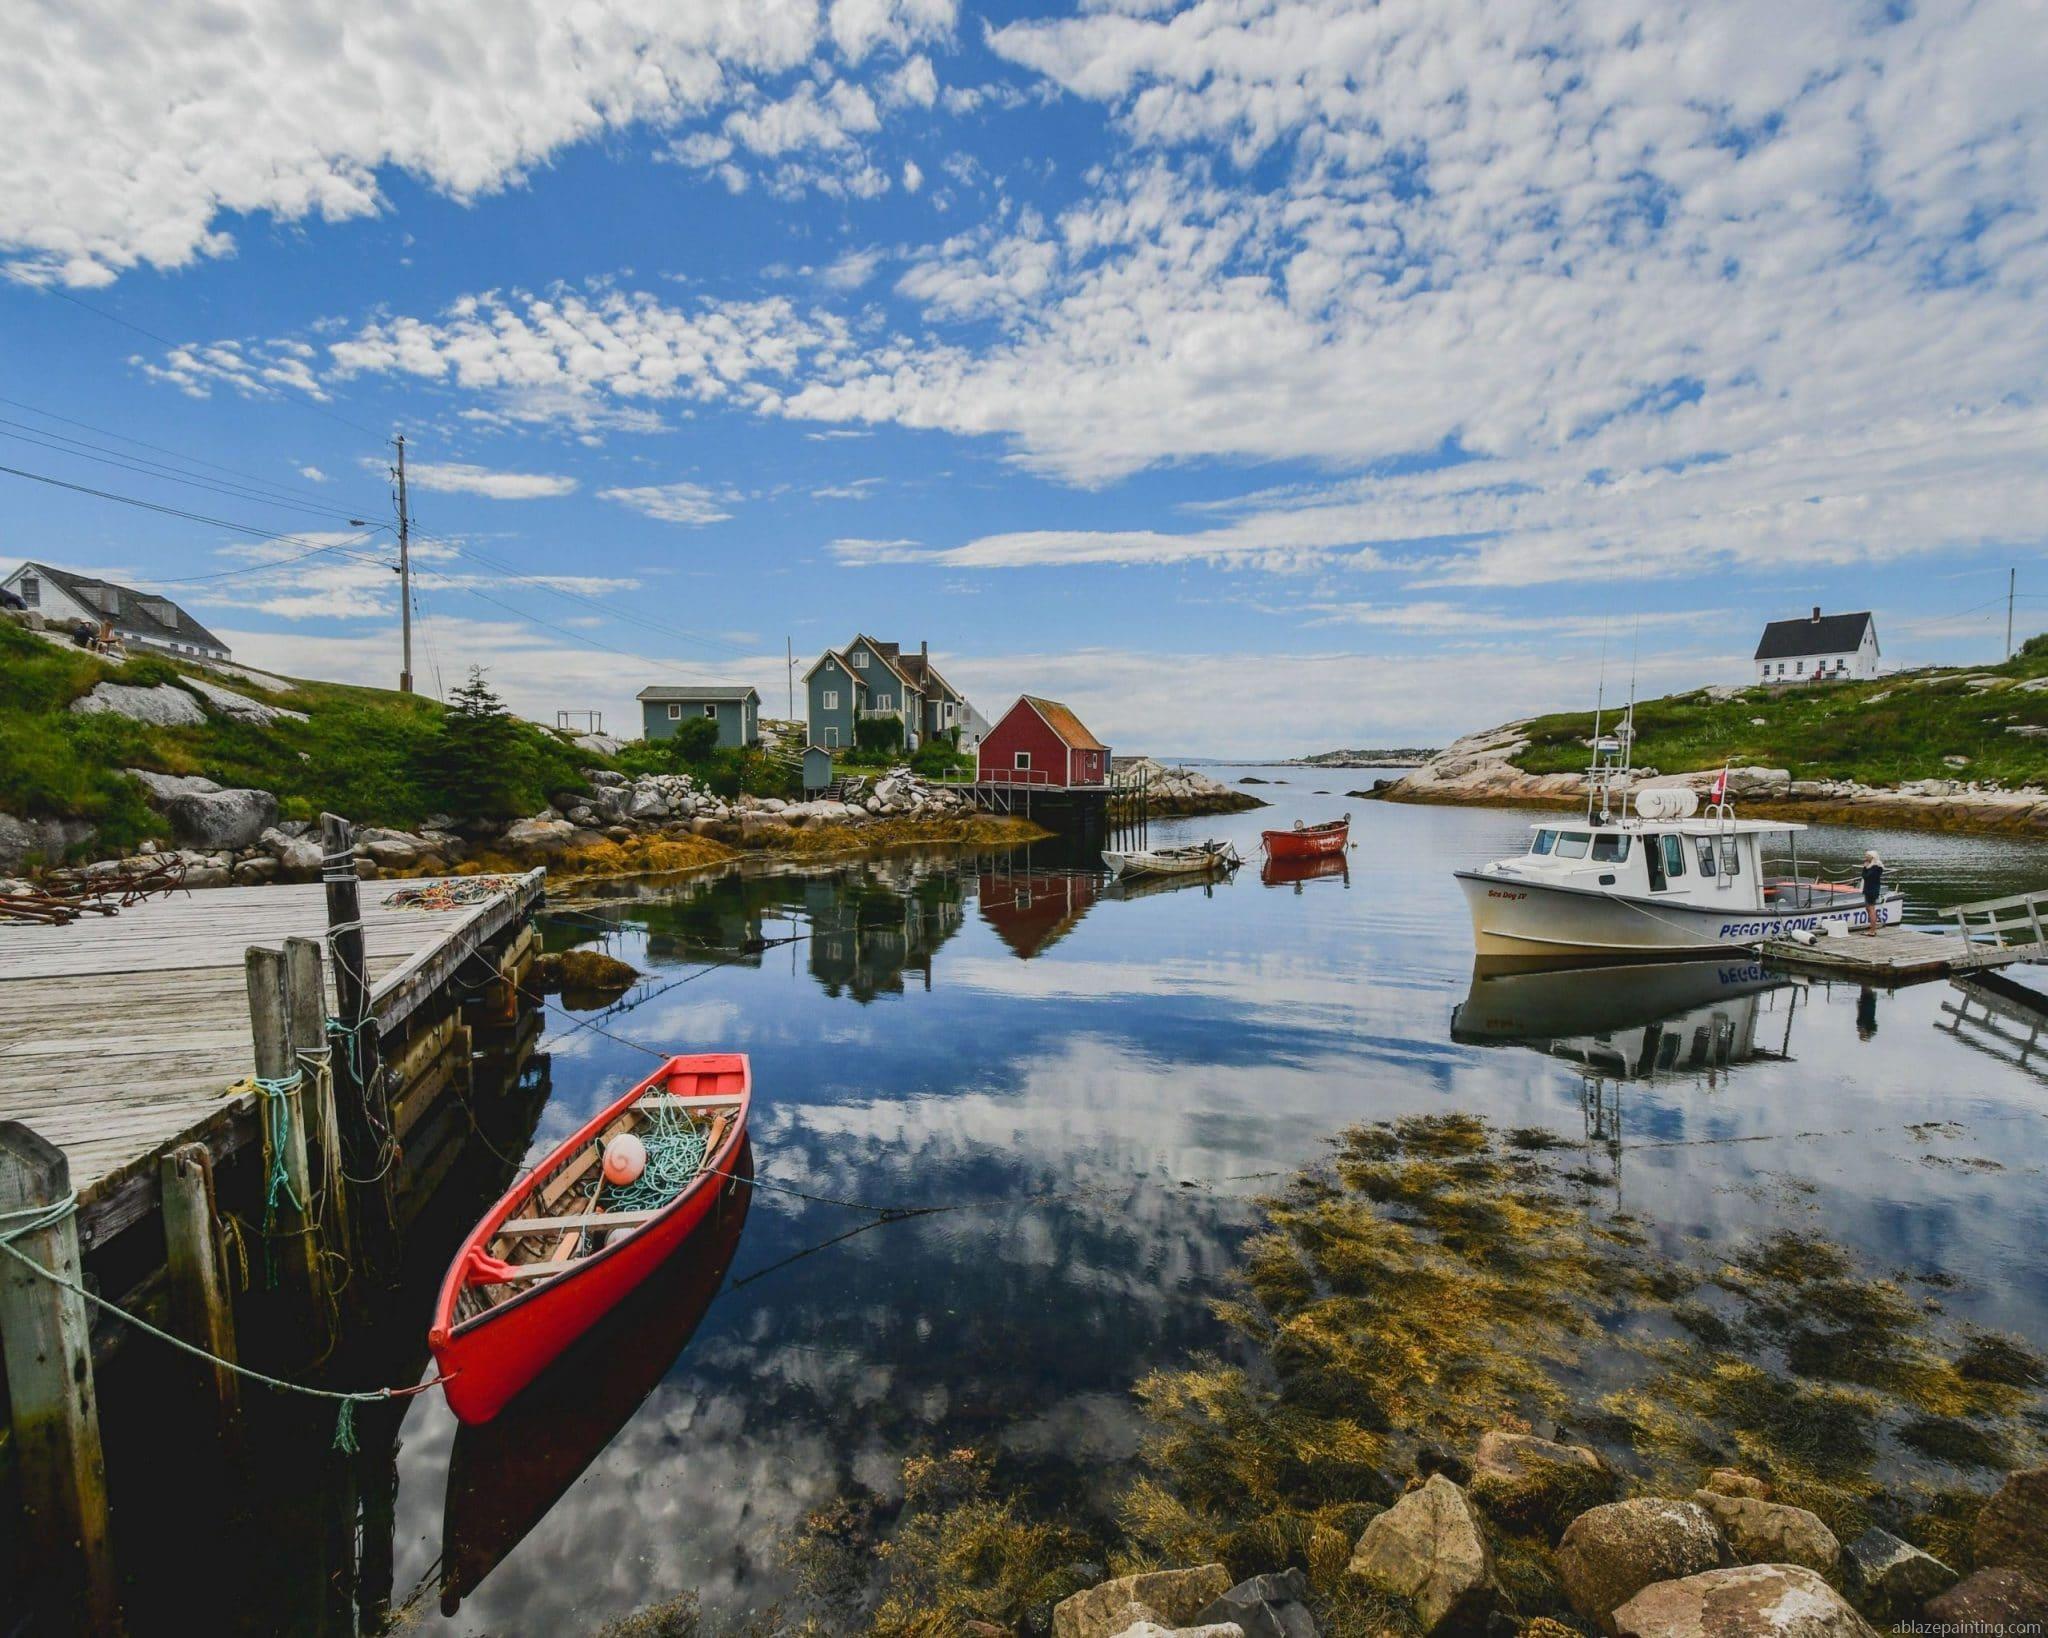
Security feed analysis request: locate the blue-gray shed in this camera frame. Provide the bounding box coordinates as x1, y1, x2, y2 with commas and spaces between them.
637, 686, 761, 750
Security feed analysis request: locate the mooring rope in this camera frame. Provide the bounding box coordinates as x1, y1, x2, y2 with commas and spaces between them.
0, 1196, 448, 1452
251, 1069, 303, 1289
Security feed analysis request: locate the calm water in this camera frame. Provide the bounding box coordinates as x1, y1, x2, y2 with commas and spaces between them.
371, 781, 2048, 1632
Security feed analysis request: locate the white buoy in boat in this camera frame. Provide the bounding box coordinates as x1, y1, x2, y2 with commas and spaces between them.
602, 1133, 647, 1186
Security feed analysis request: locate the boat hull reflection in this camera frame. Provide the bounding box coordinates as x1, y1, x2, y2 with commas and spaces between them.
1452, 957, 1797, 1081
439, 1140, 753, 1614
1259, 853, 1350, 890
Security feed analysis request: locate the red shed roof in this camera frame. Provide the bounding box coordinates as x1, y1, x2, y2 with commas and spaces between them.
1022, 695, 1107, 751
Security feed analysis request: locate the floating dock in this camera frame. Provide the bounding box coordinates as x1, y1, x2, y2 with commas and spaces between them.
0, 818, 549, 1629
1760, 889, 2047, 983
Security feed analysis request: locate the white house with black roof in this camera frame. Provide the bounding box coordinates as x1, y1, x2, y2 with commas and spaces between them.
2, 560, 230, 661
1754, 607, 1878, 685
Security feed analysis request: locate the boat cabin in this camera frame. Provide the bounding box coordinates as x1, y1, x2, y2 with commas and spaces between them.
1509, 815, 1821, 912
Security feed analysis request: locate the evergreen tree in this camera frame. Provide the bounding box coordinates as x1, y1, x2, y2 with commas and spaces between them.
433, 668, 528, 821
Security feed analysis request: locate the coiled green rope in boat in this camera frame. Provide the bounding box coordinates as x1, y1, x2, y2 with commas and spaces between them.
597, 1100, 710, 1215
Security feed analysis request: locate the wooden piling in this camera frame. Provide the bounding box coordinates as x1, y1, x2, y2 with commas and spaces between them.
321, 813, 401, 1277
283, 935, 354, 1278
0, 1121, 120, 1633
158, 1142, 241, 1437
246, 946, 324, 1312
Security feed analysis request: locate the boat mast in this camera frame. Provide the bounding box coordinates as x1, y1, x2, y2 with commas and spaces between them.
1587, 630, 1608, 825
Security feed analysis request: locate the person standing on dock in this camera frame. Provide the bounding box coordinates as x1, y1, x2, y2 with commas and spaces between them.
1860, 850, 1885, 935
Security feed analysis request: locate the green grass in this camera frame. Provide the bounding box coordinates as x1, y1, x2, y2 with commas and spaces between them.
0, 619, 599, 852
1511, 635, 2048, 787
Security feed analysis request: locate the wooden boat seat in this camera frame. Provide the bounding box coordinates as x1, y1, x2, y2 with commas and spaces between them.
498, 1207, 665, 1235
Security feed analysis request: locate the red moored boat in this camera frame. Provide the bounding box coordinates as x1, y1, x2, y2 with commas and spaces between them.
429, 1053, 751, 1425
1261, 813, 1350, 861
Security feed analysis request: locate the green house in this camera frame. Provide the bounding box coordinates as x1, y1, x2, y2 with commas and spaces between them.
637, 685, 760, 749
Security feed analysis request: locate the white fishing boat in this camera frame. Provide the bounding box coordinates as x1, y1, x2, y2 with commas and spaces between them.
1455, 726, 1902, 959
1102, 840, 1240, 881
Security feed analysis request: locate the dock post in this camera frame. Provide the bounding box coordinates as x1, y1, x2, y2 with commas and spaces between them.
158, 1143, 241, 1438
321, 813, 401, 1278
246, 947, 325, 1315
284, 935, 354, 1279
0, 1121, 121, 1633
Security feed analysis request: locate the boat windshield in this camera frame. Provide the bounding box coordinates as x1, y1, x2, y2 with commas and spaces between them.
1554, 832, 1592, 859
1592, 834, 1631, 862
1531, 829, 1558, 855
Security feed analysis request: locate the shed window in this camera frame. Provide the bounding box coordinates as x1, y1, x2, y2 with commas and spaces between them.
703, 704, 718, 719
1014, 752, 1031, 770
667, 703, 682, 720
1591, 834, 1631, 862
822, 690, 838, 710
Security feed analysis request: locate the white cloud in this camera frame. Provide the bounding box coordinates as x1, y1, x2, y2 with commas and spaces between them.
1, 0, 957, 286
599, 481, 735, 524
883, 54, 939, 109
902, 159, 924, 193
397, 461, 577, 500
820, 246, 885, 290
297, 465, 329, 482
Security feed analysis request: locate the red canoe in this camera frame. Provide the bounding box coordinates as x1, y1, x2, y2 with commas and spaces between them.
429, 1053, 752, 1425
1261, 814, 1351, 860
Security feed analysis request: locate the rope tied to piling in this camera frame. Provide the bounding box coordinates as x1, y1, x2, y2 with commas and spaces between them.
0, 1194, 447, 1451
252, 1068, 303, 1289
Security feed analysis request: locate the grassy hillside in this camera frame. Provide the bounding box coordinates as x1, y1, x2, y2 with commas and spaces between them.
1513, 635, 2048, 788
0, 618, 592, 850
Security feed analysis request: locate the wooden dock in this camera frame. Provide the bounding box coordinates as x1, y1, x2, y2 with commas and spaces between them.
0, 823, 550, 1629
0, 870, 542, 1242
1760, 889, 2048, 983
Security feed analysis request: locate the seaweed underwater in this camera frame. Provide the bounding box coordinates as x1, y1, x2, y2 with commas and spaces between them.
758, 1113, 2046, 1636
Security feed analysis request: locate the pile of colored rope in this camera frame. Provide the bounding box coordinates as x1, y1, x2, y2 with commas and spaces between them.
598, 1101, 710, 1215
382, 876, 519, 911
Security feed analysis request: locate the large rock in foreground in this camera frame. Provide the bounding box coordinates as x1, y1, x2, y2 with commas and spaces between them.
1192, 1568, 1316, 1638
69, 681, 207, 727
1922, 1568, 2048, 1629
1841, 1526, 1956, 1621
1469, 1430, 1615, 1536
1971, 1466, 2048, 1584
1054, 1565, 1234, 1638
1557, 1499, 1729, 1633
1348, 1474, 1498, 1633
1690, 1491, 1840, 1581
1612, 1563, 1877, 1638
160, 786, 277, 851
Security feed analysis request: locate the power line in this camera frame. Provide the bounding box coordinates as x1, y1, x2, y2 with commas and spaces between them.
0, 419, 373, 526
0, 392, 371, 513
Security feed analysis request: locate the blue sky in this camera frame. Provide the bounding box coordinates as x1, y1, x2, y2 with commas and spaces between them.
2, 0, 2043, 755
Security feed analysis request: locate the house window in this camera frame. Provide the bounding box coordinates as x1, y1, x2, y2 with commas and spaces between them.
668, 703, 683, 720
877, 694, 891, 709
1795, 660, 1804, 674
1015, 752, 1031, 770
703, 704, 718, 719
853, 651, 868, 668
19, 575, 38, 606
822, 690, 838, 710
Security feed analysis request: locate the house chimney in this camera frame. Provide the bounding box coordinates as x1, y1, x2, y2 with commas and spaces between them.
921, 639, 928, 664
1811, 606, 1821, 622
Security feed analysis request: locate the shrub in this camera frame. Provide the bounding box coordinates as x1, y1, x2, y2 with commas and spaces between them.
669, 715, 720, 762
911, 741, 973, 780
854, 713, 904, 754
430, 669, 538, 824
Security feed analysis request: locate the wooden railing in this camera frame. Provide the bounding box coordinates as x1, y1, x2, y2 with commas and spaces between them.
1942, 889, 2048, 948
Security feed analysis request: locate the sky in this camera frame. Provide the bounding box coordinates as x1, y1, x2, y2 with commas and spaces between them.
1, 0, 2044, 758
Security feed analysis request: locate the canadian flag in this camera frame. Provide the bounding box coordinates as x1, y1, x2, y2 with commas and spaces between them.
1710, 764, 1729, 805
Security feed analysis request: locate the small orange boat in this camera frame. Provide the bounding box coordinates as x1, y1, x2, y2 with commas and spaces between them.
1261, 813, 1350, 861
429, 1053, 750, 1424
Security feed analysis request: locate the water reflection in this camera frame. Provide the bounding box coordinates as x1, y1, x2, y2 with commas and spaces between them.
342, 788, 2048, 1634
1260, 852, 1351, 890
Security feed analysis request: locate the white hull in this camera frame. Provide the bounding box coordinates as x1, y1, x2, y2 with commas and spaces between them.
1456, 871, 1903, 957
1104, 848, 1233, 880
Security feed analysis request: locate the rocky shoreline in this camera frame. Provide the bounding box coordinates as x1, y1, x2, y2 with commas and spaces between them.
2, 755, 1260, 892
1373, 722, 2048, 836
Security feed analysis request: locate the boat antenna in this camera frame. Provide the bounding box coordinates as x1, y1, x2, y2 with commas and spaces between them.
1623, 613, 1640, 778
1588, 626, 1608, 824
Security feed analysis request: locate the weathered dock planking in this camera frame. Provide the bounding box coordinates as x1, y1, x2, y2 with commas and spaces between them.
1, 836, 549, 1632
0, 871, 543, 1241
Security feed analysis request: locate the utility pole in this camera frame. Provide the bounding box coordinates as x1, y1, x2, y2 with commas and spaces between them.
2007, 565, 2016, 662
786, 636, 794, 720
393, 433, 413, 694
